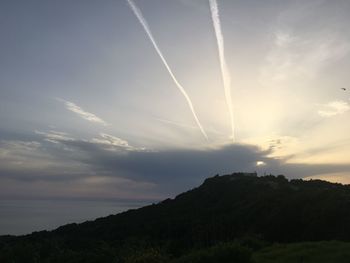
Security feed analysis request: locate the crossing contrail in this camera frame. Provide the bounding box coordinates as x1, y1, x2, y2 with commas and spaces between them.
127, 0, 208, 141
209, 0, 235, 142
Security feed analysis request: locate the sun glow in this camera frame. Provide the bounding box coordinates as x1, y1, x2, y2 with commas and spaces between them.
256, 161, 266, 166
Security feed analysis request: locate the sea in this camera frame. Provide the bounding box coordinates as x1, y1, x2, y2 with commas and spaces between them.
0, 199, 152, 236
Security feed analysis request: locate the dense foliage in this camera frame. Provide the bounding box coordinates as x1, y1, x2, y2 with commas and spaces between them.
2, 173, 350, 262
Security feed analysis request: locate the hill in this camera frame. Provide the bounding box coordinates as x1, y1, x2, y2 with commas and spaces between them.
2, 172, 350, 262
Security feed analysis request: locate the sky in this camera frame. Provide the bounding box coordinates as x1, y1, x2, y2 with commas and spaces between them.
1, 0, 350, 233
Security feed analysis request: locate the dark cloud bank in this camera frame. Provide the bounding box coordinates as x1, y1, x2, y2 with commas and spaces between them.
1, 134, 350, 200
62, 139, 350, 180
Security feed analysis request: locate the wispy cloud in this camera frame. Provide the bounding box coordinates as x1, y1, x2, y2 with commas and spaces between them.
0, 141, 41, 161
36, 129, 145, 152
35, 130, 74, 144
0, 138, 79, 174
274, 31, 295, 47
318, 100, 350, 117
91, 133, 146, 152
260, 30, 350, 85
58, 99, 108, 126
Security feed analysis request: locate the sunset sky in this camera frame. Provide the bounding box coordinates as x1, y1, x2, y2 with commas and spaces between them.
1, 0, 350, 233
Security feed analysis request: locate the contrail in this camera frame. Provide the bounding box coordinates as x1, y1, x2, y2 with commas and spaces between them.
127, 0, 208, 141
209, 0, 235, 142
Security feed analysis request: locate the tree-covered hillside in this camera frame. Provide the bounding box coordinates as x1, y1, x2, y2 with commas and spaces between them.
2, 173, 350, 262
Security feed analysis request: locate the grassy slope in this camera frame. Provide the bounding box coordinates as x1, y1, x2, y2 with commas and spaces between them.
254, 241, 350, 263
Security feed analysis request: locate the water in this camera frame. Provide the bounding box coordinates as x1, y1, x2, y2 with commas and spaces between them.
0, 199, 151, 236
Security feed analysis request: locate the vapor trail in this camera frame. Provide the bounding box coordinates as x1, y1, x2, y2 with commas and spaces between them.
127, 0, 208, 140
209, 0, 235, 142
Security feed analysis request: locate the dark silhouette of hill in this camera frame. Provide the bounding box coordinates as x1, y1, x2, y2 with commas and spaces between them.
2, 172, 350, 262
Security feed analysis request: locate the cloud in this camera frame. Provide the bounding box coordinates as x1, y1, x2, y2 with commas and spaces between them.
58, 99, 108, 126
35, 130, 74, 143
40, 138, 350, 192
91, 133, 146, 152
318, 100, 350, 117
260, 1, 350, 86
274, 31, 295, 47
0, 138, 87, 181
0, 141, 42, 167
0, 135, 156, 200
35, 129, 146, 152
260, 30, 350, 85
2, 132, 350, 200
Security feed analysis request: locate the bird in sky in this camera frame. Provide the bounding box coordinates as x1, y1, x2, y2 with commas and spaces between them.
341, 88, 347, 91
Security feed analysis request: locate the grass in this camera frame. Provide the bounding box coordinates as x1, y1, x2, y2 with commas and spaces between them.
253, 241, 350, 263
